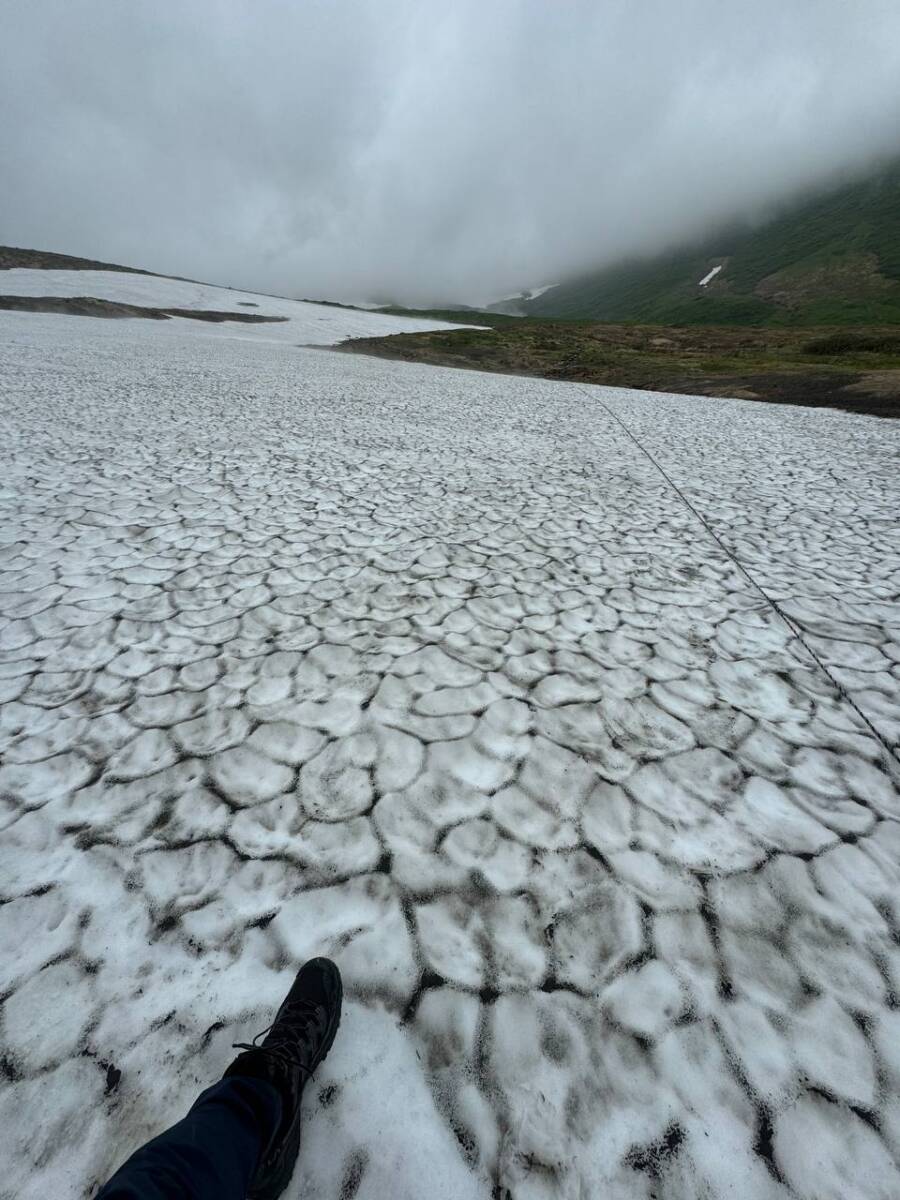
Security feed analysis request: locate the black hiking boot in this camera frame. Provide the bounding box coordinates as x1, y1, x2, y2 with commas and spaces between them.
225, 957, 343, 1200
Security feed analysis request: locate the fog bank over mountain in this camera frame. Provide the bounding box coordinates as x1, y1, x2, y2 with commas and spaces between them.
2, 0, 899, 306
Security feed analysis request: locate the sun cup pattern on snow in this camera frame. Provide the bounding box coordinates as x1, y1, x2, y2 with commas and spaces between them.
1, 307, 899, 1200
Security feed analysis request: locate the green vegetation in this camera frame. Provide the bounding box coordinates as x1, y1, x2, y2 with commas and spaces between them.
803, 331, 900, 356
339, 319, 900, 418
374, 305, 522, 328
523, 159, 900, 326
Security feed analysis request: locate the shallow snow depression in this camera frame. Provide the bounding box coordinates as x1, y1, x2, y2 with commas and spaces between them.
1, 277, 899, 1200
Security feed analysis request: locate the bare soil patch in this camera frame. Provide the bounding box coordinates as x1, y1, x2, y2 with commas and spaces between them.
0, 245, 155, 275
0, 294, 287, 325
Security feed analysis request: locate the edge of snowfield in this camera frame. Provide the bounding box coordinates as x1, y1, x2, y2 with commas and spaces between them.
0, 267, 482, 345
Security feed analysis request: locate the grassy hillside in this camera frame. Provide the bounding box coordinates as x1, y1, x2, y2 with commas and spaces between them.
524, 160, 900, 326
373, 305, 521, 328
340, 320, 900, 419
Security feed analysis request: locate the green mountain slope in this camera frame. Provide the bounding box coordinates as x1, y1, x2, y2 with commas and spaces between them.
524, 160, 900, 325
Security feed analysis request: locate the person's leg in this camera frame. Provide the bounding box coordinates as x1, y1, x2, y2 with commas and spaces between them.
95, 958, 342, 1200
97, 1075, 282, 1200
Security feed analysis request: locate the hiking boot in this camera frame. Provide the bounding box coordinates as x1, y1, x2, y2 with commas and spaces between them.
225, 957, 342, 1200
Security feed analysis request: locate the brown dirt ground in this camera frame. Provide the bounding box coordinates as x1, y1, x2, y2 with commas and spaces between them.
0, 294, 287, 325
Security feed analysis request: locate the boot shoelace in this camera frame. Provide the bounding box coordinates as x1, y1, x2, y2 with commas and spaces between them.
232, 997, 324, 1078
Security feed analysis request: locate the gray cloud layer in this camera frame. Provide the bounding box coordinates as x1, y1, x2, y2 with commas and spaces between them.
2, 0, 900, 306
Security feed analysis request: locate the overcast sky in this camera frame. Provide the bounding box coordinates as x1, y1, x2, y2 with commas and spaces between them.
2, 1, 900, 306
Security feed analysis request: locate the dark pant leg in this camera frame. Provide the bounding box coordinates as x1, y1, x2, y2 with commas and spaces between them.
97, 1076, 282, 1200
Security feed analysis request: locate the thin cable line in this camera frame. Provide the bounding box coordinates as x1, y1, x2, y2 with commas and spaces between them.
586, 388, 899, 765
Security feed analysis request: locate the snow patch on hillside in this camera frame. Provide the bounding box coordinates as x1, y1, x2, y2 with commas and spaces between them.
699, 264, 724, 287
0, 268, 477, 345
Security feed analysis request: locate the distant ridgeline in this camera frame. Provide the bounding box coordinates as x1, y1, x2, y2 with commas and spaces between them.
523, 159, 900, 326
0, 246, 154, 274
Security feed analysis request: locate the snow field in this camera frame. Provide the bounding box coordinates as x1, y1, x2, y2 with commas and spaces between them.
0, 296, 899, 1199
0, 267, 477, 345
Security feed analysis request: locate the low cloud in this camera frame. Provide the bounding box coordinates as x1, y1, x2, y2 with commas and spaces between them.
2, 0, 899, 305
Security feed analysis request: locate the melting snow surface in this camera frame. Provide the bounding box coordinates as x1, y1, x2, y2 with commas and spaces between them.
698, 264, 724, 287
0, 268, 477, 345
1, 295, 900, 1200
